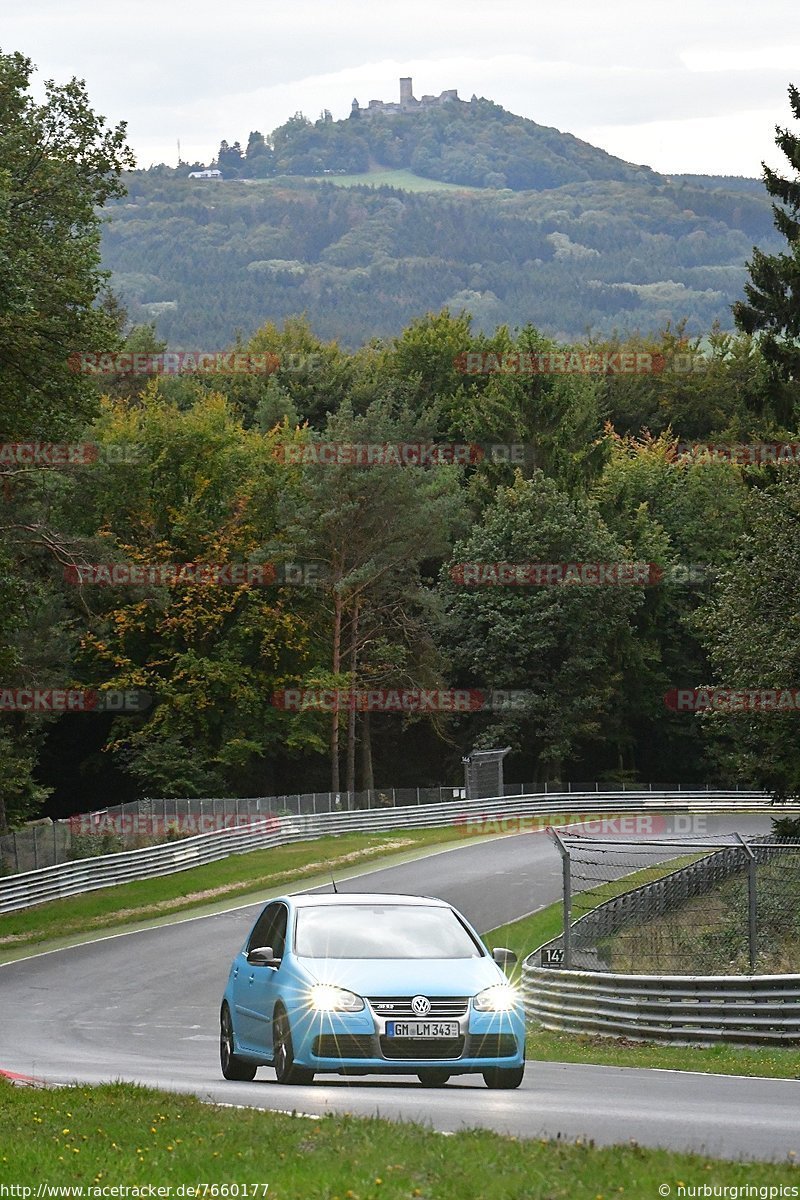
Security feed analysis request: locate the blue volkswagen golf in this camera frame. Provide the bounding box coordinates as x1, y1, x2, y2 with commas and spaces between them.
220, 892, 526, 1088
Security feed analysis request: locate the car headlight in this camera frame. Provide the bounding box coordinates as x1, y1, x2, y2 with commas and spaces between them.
309, 984, 365, 1012
473, 984, 520, 1012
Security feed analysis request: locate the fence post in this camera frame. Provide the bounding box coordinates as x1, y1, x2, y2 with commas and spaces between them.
735, 833, 758, 973
549, 827, 572, 969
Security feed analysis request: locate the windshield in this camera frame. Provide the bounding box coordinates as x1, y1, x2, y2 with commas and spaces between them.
294, 904, 483, 960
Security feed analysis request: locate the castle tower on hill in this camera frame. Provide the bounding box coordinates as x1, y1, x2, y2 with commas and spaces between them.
350, 78, 459, 118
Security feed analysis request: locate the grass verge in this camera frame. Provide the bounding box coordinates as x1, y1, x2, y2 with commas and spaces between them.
293, 167, 482, 191
603, 851, 800, 975
1, 1079, 796, 1195
483, 903, 800, 1080
0, 827, 464, 958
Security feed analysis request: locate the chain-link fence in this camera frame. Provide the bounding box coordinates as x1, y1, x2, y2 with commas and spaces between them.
548, 830, 800, 975
0, 780, 754, 876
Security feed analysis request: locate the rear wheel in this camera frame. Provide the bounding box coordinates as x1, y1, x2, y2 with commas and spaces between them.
273, 1010, 314, 1085
220, 1005, 257, 1082
483, 1064, 525, 1090
417, 1069, 451, 1086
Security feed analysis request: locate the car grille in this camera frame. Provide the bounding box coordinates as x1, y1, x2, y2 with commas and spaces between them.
368, 996, 469, 1018
465, 1033, 518, 1058
380, 1035, 465, 1060
312, 1034, 374, 1059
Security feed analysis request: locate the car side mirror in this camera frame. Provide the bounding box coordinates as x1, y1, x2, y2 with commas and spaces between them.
492, 946, 517, 969
247, 945, 280, 967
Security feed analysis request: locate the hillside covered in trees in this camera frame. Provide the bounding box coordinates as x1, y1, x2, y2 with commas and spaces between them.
104, 170, 781, 348
98, 90, 782, 349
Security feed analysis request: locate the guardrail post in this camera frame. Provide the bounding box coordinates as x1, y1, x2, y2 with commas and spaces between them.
548, 827, 572, 969
735, 833, 757, 973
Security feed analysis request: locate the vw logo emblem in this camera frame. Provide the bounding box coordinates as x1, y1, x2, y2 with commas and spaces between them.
411, 995, 431, 1017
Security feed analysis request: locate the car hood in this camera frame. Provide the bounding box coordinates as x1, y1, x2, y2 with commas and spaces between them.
297, 955, 505, 996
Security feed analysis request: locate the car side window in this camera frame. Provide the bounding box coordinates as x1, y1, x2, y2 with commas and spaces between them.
247, 903, 279, 952
270, 906, 288, 959
247, 902, 288, 958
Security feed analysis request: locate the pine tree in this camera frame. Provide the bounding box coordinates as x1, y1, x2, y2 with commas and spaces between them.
733, 85, 800, 382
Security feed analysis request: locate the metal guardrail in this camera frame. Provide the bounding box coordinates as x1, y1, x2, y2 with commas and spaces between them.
0, 789, 774, 915
521, 965, 800, 1044
2, 779, 756, 873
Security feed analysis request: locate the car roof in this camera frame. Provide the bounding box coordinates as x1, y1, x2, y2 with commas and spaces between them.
285, 892, 450, 908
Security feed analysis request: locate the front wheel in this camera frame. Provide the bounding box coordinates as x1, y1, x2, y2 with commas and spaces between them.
483, 1064, 525, 1089
418, 1069, 451, 1086
273, 1011, 314, 1085
220, 1005, 257, 1081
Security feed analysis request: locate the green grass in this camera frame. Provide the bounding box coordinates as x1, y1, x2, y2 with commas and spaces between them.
522, 1028, 800, 1079
0, 827, 465, 958
483, 895, 800, 1080
290, 167, 483, 192
481, 853, 705, 963
603, 853, 800, 975
1, 1079, 796, 1194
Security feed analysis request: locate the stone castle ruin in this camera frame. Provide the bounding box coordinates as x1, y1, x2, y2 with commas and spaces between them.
351, 77, 460, 118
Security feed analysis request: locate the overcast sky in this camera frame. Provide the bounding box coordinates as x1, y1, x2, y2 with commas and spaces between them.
4, 0, 798, 177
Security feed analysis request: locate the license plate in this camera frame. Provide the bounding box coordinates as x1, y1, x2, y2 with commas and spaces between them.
385, 1021, 459, 1038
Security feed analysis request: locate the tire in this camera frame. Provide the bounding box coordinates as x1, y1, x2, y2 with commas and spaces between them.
273, 1010, 314, 1085
417, 1069, 451, 1087
220, 1005, 257, 1082
482, 1064, 525, 1090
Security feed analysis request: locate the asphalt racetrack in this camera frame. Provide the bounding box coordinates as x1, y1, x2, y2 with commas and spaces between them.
1, 814, 798, 1161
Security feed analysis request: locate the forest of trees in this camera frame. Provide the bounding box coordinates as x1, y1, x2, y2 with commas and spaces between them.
4, 52, 800, 828
102, 168, 782, 349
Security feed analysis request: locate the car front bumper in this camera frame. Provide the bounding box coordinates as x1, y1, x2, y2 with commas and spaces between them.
292, 1005, 526, 1074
